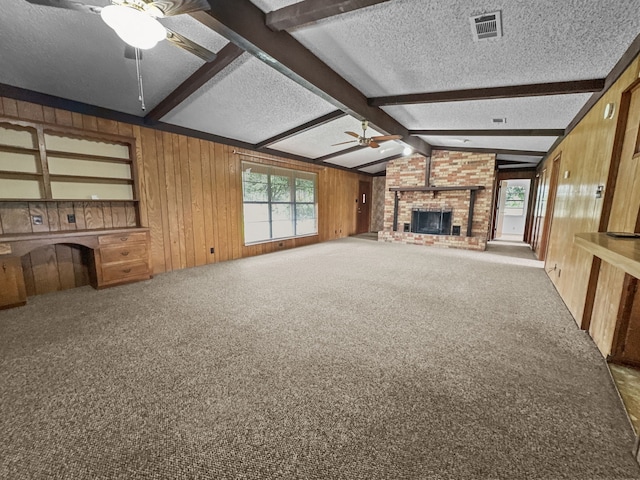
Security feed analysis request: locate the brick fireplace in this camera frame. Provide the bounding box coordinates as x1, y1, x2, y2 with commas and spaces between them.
379, 151, 496, 250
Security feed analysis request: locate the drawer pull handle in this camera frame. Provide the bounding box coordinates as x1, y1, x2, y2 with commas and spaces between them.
121, 251, 130, 256
123, 268, 132, 273
120, 237, 128, 242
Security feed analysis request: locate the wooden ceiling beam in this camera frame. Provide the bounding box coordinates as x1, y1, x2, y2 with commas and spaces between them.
409, 129, 565, 137
255, 110, 345, 149
313, 144, 365, 163
265, 0, 390, 31
191, 0, 432, 157
352, 152, 404, 170
145, 42, 244, 123
433, 146, 547, 156
368, 79, 606, 106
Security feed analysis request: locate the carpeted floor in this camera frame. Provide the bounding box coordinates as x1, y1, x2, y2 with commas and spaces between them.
1, 238, 639, 479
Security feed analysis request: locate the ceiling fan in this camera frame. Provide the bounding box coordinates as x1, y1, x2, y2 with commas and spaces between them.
332, 120, 402, 149
24, 0, 217, 62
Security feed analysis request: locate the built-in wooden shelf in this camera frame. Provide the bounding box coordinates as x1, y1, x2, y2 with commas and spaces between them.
575, 232, 640, 279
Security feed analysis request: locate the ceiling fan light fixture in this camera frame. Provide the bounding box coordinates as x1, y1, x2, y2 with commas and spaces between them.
101, 5, 166, 50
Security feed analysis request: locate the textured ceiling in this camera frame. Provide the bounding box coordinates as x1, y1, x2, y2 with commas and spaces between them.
267, 116, 384, 158
383, 94, 593, 130
0, 1, 227, 115
288, 0, 640, 97
420, 136, 558, 152
161, 55, 337, 144
0, 0, 638, 173
325, 141, 405, 169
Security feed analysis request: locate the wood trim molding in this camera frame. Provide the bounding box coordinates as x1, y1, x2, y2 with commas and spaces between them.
313, 144, 365, 163
369, 79, 606, 106
255, 110, 345, 149
409, 129, 565, 137
266, 0, 390, 31
433, 146, 546, 156
352, 152, 405, 170
565, 32, 640, 135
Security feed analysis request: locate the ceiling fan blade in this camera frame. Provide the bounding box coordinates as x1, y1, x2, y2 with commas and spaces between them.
24, 0, 101, 14
368, 141, 380, 148
148, 0, 211, 17
331, 140, 357, 146
165, 28, 217, 62
344, 131, 360, 138
370, 134, 403, 142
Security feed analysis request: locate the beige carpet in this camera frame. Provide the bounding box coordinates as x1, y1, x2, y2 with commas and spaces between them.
1, 238, 638, 479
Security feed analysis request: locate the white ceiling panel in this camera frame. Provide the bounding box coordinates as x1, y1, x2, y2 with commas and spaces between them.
267, 116, 384, 158
421, 136, 558, 152
0, 1, 226, 116
161, 55, 337, 144
289, 0, 640, 97
251, 0, 300, 12
359, 162, 389, 174
325, 141, 406, 168
383, 94, 592, 130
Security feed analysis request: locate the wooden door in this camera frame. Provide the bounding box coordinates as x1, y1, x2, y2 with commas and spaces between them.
356, 180, 371, 234
538, 155, 561, 261
531, 169, 547, 254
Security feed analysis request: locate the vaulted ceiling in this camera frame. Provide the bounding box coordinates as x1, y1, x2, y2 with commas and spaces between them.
1, 0, 639, 175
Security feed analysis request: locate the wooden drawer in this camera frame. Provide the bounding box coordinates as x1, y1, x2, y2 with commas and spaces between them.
98, 232, 148, 246
100, 243, 148, 265
101, 261, 150, 284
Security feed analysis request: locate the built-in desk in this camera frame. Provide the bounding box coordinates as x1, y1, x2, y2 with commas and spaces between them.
0, 227, 152, 309
575, 232, 640, 279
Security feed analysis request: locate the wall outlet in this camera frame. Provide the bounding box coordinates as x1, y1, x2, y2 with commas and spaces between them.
210, 247, 215, 254
31, 215, 43, 225
67, 214, 76, 224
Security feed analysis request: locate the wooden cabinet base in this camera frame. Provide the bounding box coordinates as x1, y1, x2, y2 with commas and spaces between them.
0, 228, 151, 309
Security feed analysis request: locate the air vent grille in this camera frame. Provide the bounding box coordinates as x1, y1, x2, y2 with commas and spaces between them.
470, 11, 502, 41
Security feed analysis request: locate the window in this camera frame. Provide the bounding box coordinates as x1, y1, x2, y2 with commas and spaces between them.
242, 162, 317, 244
504, 185, 526, 216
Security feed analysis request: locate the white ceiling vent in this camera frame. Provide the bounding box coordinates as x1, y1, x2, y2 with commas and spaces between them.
470, 11, 502, 41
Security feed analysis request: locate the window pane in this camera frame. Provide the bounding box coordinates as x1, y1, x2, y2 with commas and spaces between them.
245, 222, 271, 243
243, 170, 268, 202
270, 174, 291, 202
296, 203, 317, 235
243, 203, 269, 223
296, 178, 315, 202
271, 204, 293, 238
271, 203, 292, 221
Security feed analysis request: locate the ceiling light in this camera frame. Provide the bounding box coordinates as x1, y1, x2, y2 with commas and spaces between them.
403, 147, 412, 156
101, 5, 166, 50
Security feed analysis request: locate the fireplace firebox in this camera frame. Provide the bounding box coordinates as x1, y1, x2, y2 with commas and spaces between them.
411, 209, 452, 235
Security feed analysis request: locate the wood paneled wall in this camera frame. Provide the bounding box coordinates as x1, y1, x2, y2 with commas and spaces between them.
0, 96, 370, 296
534, 55, 640, 355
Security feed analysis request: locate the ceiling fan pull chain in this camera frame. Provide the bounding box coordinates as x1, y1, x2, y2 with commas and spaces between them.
135, 47, 146, 111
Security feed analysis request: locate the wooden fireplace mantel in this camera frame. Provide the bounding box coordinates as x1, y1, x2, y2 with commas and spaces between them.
389, 185, 486, 236
389, 185, 485, 192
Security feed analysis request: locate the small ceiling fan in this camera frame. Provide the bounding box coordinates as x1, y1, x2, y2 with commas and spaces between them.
332, 120, 402, 149
24, 0, 217, 62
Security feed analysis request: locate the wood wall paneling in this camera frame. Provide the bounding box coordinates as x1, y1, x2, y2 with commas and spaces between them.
0, 96, 369, 298
535, 55, 640, 330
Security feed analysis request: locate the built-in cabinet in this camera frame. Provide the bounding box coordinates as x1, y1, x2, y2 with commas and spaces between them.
0, 117, 150, 309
